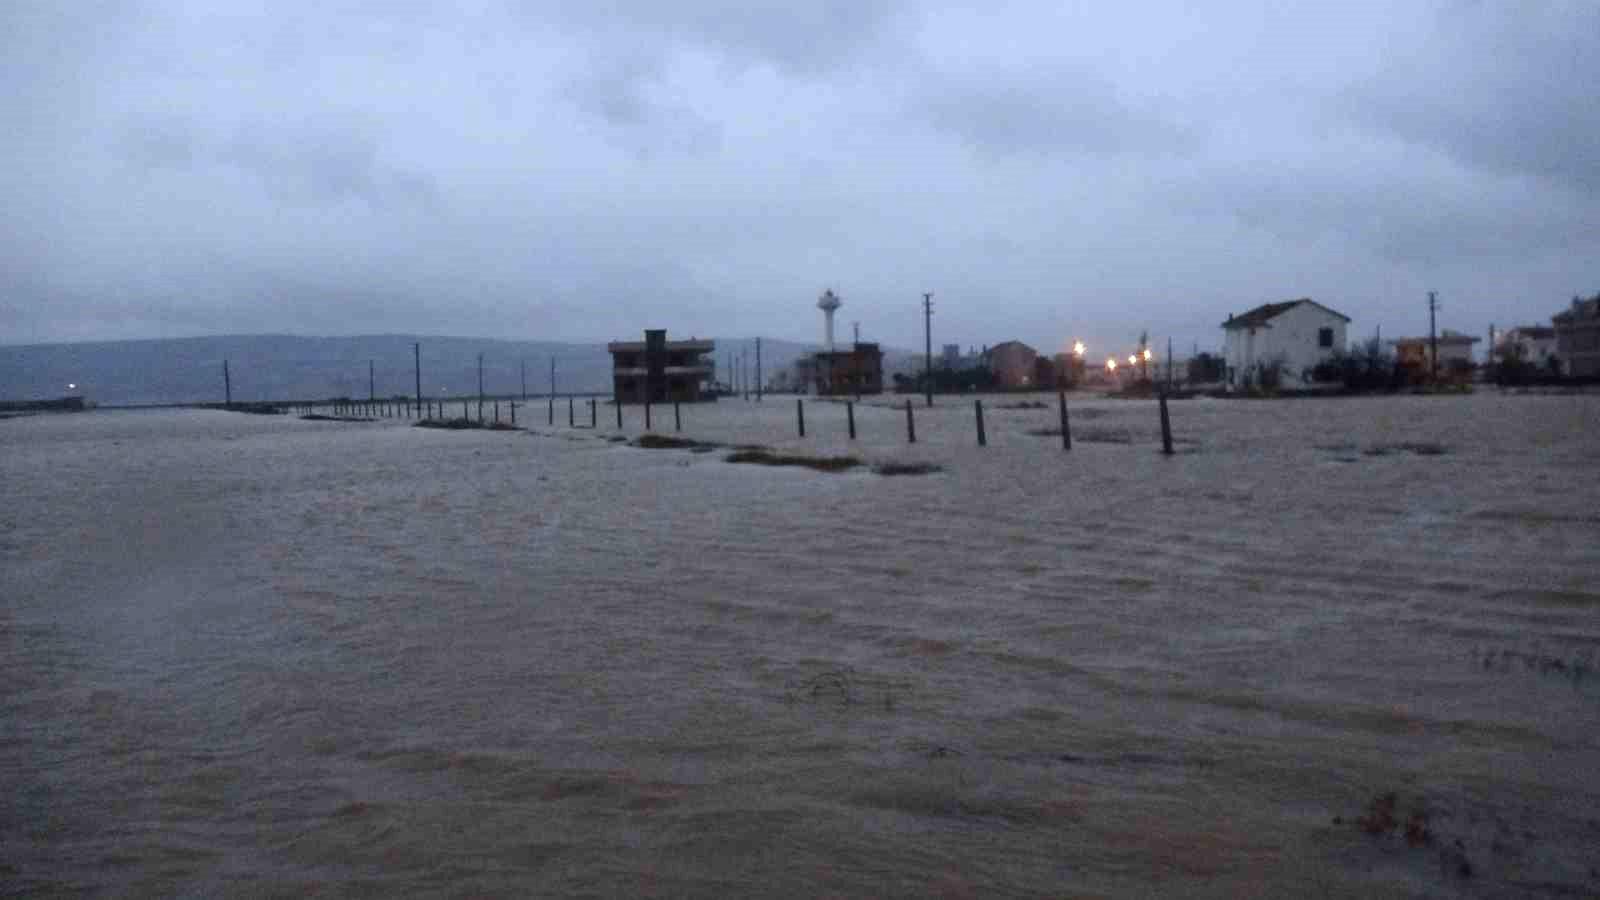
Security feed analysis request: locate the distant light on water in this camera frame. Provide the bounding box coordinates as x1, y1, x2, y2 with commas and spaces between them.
67, 383, 76, 390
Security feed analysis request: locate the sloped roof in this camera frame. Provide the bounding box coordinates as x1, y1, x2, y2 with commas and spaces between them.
989, 340, 1037, 354
1553, 297, 1599, 323
1221, 298, 1351, 329
1505, 326, 1555, 339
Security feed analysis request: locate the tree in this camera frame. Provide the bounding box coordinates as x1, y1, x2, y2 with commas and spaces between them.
1032, 357, 1057, 390
1187, 352, 1225, 383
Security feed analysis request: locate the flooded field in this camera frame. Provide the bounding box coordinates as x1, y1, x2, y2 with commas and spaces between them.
3, 393, 1598, 897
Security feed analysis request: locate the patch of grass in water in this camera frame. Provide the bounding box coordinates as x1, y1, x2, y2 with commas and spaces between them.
724, 448, 861, 472
1364, 442, 1448, 457
872, 461, 943, 476
631, 434, 720, 450
414, 417, 520, 431
225, 402, 286, 415
1025, 425, 1132, 442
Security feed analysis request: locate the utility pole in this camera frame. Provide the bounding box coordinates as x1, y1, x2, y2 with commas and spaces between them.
853, 321, 860, 345
1428, 291, 1440, 383
755, 337, 763, 401
368, 360, 375, 403
413, 342, 422, 416
923, 292, 934, 407
477, 353, 485, 420
520, 359, 527, 401
1167, 337, 1174, 393
223, 359, 231, 407
549, 356, 556, 398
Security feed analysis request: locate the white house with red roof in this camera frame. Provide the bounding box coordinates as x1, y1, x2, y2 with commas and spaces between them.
1221, 298, 1351, 388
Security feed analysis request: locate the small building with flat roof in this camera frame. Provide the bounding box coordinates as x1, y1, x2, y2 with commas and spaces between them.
813, 343, 884, 395
607, 330, 716, 403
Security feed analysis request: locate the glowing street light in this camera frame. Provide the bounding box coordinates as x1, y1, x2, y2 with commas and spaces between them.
1106, 358, 1118, 372
1142, 348, 1153, 361
1073, 341, 1086, 357
67, 383, 77, 390
1127, 355, 1137, 366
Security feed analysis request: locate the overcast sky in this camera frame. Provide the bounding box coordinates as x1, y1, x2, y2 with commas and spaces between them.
4, 1, 1595, 357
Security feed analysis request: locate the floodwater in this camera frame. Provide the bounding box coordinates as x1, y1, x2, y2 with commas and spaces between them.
3, 393, 1597, 898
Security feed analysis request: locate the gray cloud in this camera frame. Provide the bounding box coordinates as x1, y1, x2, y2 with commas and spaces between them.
1, 1, 1596, 354
917, 64, 1201, 157
523, 0, 917, 76
1342, 2, 1600, 193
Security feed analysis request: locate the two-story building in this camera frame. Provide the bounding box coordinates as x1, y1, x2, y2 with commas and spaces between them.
988, 340, 1040, 389
1221, 298, 1350, 387
607, 329, 716, 403
1553, 295, 1600, 377
813, 343, 884, 395
1494, 326, 1558, 369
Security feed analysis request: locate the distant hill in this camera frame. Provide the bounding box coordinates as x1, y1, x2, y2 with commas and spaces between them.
0, 334, 915, 406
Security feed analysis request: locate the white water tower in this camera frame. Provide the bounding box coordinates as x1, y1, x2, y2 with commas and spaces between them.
817, 289, 842, 352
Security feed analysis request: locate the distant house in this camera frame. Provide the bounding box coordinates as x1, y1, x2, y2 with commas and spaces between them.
1221, 298, 1350, 387
813, 343, 885, 395
1391, 330, 1481, 375
1552, 294, 1600, 377
607, 329, 715, 404
1494, 326, 1558, 369
988, 340, 1039, 389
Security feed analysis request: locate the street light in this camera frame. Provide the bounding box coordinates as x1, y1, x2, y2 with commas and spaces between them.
1073, 341, 1085, 357
1127, 355, 1137, 366
1106, 359, 1118, 372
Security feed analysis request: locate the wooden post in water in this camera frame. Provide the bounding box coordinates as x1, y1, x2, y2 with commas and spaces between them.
223, 359, 232, 408
1159, 393, 1174, 455
974, 399, 986, 447
548, 396, 554, 426
796, 398, 805, 437
413, 342, 422, 417
1059, 390, 1071, 450
905, 398, 916, 443
569, 396, 575, 427
590, 399, 597, 428
494, 401, 500, 423
847, 401, 856, 440
616, 399, 623, 429
462, 400, 468, 420
674, 401, 681, 432
510, 402, 516, 426
645, 400, 652, 431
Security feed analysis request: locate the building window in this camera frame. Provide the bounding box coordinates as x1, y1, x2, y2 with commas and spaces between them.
1318, 327, 1334, 348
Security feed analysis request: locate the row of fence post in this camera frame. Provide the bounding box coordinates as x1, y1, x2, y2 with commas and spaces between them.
301, 389, 1174, 454
781, 390, 1173, 453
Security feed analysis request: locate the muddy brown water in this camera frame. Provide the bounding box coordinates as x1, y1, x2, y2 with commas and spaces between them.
3, 394, 1597, 897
